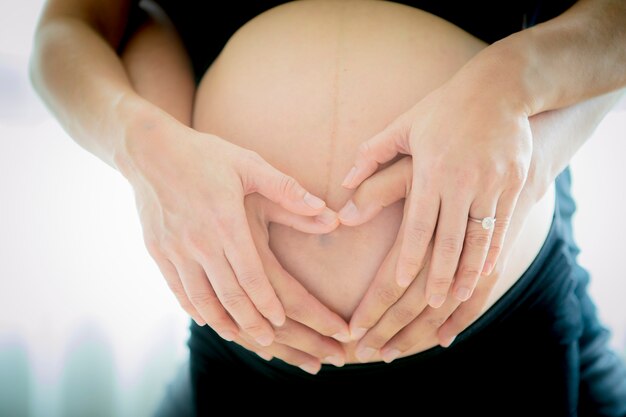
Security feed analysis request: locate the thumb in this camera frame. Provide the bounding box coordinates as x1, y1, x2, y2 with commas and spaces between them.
242, 152, 327, 216
338, 157, 413, 226
341, 113, 412, 190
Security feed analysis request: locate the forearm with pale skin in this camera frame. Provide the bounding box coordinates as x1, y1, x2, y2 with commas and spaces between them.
460, 0, 626, 116
29, 0, 175, 175
526, 89, 624, 203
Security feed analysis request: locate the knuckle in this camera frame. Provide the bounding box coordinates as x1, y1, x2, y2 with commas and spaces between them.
457, 263, 481, 280
457, 167, 479, 186
366, 332, 391, 349
188, 291, 216, 307
272, 324, 292, 342
241, 321, 267, 336
399, 254, 422, 275
220, 290, 248, 310
426, 316, 447, 328
210, 318, 234, 332
167, 281, 187, 300
374, 285, 403, 306
488, 239, 504, 253
246, 150, 263, 164
429, 276, 453, 291
390, 304, 418, 325
240, 151, 265, 189
237, 273, 274, 310
435, 234, 463, 259
284, 299, 310, 322
183, 232, 211, 255
144, 237, 163, 259
279, 175, 299, 196
160, 235, 181, 257
214, 212, 237, 234
464, 228, 491, 249
405, 223, 431, 249
506, 160, 528, 186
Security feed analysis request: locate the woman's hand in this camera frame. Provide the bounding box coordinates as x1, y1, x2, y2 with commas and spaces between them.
340, 74, 532, 308
230, 193, 351, 374
341, 156, 535, 362
122, 115, 341, 347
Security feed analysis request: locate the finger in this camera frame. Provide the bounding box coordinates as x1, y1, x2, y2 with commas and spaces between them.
349, 227, 408, 340
242, 152, 327, 215
175, 258, 239, 341
152, 255, 205, 326
354, 265, 429, 362
423, 195, 469, 307
274, 319, 346, 367
451, 198, 497, 302
266, 204, 339, 233
482, 188, 518, 276
233, 337, 273, 362
338, 157, 412, 226
380, 295, 461, 363
437, 268, 500, 347
395, 176, 439, 288
197, 253, 275, 347
238, 333, 321, 375
221, 205, 286, 326
254, 228, 351, 342
341, 115, 411, 189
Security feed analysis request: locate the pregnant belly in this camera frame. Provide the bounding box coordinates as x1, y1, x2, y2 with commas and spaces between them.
192, 0, 555, 324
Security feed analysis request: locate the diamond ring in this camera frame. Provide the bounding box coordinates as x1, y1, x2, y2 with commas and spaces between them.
468, 216, 496, 230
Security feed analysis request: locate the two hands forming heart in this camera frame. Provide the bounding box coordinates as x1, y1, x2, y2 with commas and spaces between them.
133, 74, 533, 375
211, 84, 530, 373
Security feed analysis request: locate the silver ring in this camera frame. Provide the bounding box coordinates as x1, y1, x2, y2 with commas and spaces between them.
468, 216, 496, 230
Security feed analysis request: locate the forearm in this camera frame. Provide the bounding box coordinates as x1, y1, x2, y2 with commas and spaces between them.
526, 89, 624, 200
460, 0, 626, 115
29, 1, 176, 175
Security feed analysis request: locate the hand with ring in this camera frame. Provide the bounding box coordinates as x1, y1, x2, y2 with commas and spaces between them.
340, 65, 532, 313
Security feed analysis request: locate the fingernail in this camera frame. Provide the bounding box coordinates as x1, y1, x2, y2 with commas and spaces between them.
219, 330, 237, 342
397, 274, 413, 288
304, 192, 325, 209
351, 327, 367, 341
193, 318, 206, 327
316, 209, 338, 225
299, 363, 320, 375
269, 312, 286, 327
428, 294, 446, 308
441, 335, 456, 348
341, 166, 357, 188
356, 346, 377, 362
255, 334, 274, 347
482, 262, 494, 276
455, 286, 472, 301
332, 332, 352, 343
382, 349, 401, 363
256, 351, 273, 361
338, 200, 359, 223
324, 355, 345, 367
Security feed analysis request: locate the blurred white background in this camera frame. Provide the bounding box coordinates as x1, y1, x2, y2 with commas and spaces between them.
0, 1, 625, 416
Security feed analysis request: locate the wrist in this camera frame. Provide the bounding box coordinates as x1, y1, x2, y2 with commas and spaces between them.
112, 94, 183, 183
454, 32, 541, 116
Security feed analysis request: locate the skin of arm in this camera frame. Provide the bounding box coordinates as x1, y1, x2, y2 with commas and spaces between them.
483, 0, 626, 115
30, 0, 350, 354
